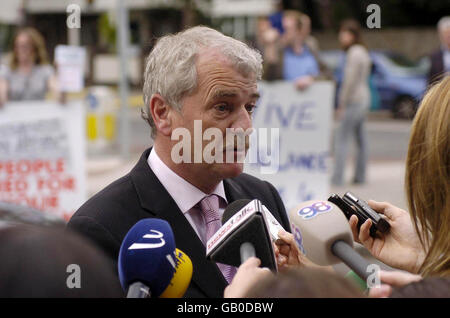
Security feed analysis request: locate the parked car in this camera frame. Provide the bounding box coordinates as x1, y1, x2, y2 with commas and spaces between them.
320, 50, 430, 119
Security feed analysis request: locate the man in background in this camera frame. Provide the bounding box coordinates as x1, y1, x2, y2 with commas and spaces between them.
428, 16, 450, 85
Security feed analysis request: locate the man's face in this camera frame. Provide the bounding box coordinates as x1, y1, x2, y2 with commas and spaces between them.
440, 26, 450, 49
282, 16, 302, 45
170, 49, 259, 180
15, 33, 34, 64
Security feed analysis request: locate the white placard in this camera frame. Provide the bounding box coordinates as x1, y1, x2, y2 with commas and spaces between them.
55, 45, 86, 92
0, 101, 87, 221
245, 81, 335, 211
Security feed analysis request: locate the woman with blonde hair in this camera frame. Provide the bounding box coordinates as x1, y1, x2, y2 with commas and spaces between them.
350, 76, 450, 280
0, 27, 59, 106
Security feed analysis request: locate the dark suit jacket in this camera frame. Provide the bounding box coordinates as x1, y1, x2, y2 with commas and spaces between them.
428, 49, 445, 85
67, 148, 290, 298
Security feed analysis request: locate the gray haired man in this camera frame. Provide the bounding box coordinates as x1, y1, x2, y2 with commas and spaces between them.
68, 26, 293, 297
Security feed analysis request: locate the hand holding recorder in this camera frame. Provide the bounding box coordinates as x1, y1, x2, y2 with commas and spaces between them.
348, 199, 426, 274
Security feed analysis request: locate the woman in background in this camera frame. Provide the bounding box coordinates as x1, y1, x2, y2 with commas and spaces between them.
331, 19, 372, 185
0, 27, 59, 106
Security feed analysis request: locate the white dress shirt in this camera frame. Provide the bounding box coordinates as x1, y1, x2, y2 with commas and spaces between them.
147, 148, 228, 245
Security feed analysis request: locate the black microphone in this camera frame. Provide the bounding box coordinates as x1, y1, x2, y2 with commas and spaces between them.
222, 200, 255, 263
206, 199, 277, 271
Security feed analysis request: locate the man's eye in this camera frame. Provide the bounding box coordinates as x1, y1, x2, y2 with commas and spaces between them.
215, 104, 229, 113
246, 104, 257, 114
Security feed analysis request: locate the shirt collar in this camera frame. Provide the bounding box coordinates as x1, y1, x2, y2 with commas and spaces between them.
147, 147, 227, 214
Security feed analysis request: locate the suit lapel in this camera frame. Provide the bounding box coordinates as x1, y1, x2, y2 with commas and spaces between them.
129, 148, 227, 297
223, 178, 248, 203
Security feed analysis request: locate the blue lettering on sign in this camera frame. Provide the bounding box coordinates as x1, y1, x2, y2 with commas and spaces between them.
252, 151, 328, 172
298, 201, 333, 220
278, 151, 328, 172
263, 101, 316, 130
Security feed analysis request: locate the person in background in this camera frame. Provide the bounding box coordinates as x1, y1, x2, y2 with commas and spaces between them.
68, 26, 292, 298
0, 224, 124, 297
259, 10, 320, 89
299, 13, 319, 60
428, 16, 450, 85
280, 10, 320, 90
268, 0, 284, 35
331, 19, 372, 186
0, 27, 60, 107
255, 16, 283, 81
300, 13, 332, 79
350, 76, 450, 295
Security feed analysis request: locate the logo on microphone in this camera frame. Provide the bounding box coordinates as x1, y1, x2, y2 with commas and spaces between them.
298, 201, 332, 220
291, 223, 306, 254
128, 229, 166, 250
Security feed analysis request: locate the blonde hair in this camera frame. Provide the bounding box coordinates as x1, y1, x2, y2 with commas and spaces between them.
405, 76, 450, 277
10, 27, 49, 70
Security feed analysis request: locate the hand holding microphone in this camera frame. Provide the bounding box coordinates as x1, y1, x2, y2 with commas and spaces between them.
274, 229, 332, 271
206, 199, 278, 271
223, 257, 273, 298
349, 200, 426, 274
288, 200, 372, 281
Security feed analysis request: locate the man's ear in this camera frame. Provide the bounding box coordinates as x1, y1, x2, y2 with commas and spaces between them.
149, 94, 174, 137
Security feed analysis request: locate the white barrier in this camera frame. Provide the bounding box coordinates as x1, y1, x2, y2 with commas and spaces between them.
245, 81, 335, 211
0, 101, 87, 221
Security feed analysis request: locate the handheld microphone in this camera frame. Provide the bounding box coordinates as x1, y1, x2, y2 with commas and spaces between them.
288, 201, 372, 281
222, 199, 287, 245
206, 199, 277, 271
160, 248, 193, 298
118, 218, 192, 298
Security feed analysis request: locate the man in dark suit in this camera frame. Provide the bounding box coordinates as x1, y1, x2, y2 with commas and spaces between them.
428, 16, 450, 85
68, 26, 293, 298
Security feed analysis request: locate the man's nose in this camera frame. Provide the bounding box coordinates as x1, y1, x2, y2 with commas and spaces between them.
231, 106, 253, 131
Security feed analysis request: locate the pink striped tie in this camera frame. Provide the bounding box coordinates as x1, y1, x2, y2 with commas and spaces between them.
199, 194, 237, 284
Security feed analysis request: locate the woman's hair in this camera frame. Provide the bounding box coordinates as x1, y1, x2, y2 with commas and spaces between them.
10, 27, 49, 70
405, 76, 450, 277
339, 19, 366, 50
244, 267, 364, 298
142, 25, 263, 138
390, 277, 450, 298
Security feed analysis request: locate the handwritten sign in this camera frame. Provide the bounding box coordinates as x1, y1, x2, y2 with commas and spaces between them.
0, 101, 87, 221
245, 81, 335, 210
